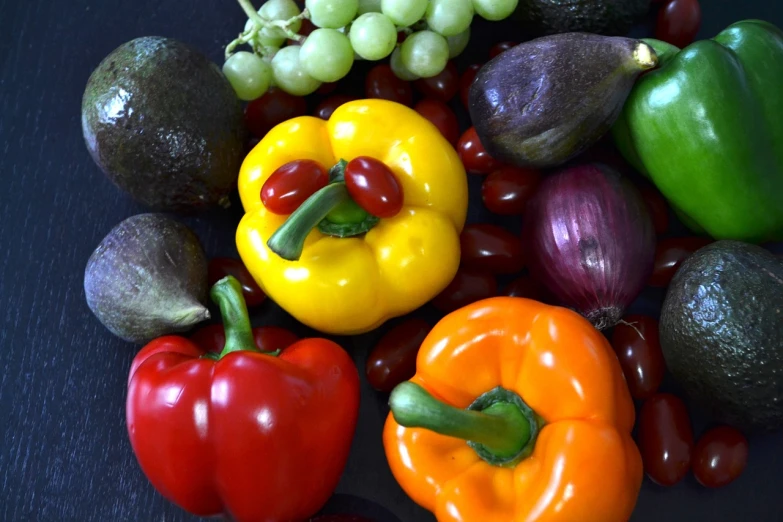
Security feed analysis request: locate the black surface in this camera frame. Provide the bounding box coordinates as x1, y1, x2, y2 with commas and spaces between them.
2, 1, 783, 521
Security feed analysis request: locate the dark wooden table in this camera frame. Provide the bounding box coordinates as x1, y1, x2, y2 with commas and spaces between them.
2, 0, 782, 520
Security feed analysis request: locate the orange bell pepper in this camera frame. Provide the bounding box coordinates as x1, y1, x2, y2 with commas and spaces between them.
383, 297, 643, 522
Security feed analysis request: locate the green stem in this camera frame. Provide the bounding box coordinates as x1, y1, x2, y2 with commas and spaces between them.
209, 276, 270, 359
237, 0, 265, 26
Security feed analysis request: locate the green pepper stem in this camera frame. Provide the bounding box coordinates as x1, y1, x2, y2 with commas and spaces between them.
210, 276, 258, 359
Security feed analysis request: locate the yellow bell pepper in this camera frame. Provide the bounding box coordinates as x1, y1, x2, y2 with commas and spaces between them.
236, 99, 468, 335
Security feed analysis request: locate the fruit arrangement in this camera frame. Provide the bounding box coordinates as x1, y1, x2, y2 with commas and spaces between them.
79, 0, 783, 520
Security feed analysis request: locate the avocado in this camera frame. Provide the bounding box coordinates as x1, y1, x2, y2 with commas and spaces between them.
81, 37, 246, 211
513, 0, 650, 37
660, 240, 783, 433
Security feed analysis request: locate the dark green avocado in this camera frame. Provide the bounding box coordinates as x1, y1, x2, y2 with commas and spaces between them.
81, 36, 246, 211
660, 240, 783, 433
513, 0, 649, 36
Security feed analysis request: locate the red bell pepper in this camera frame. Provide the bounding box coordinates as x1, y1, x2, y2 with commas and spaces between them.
126, 276, 360, 522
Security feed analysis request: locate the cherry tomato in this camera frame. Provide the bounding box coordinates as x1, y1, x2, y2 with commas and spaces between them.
489, 41, 518, 59
261, 159, 329, 215
481, 166, 541, 215
649, 236, 713, 287
344, 157, 404, 218
693, 426, 749, 488
414, 61, 459, 102
208, 257, 266, 307
309, 516, 374, 522
190, 324, 299, 354
314, 95, 358, 120
457, 127, 502, 175
287, 18, 316, 45
366, 318, 431, 392
365, 64, 413, 106
656, 0, 701, 49
502, 274, 545, 301
316, 82, 339, 95
638, 183, 670, 235
610, 315, 665, 400
245, 87, 307, 138
459, 63, 482, 110
637, 393, 694, 486
414, 99, 460, 146
460, 224, 526, 275
431, 269, 497, 313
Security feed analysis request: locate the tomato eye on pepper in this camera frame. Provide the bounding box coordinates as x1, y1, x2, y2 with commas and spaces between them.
261, 159, 330, 215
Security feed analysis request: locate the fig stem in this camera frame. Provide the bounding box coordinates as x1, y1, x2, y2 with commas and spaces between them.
210, 276, 267, 358
633, 42, 658, 70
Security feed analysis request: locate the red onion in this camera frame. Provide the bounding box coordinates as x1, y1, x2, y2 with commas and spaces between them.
522, 163, 655, 330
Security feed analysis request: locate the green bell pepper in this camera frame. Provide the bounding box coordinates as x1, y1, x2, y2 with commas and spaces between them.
613, 20, 783, 243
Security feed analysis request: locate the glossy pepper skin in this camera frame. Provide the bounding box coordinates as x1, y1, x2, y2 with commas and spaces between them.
384, 297, 642, 522
236, 99, 468, 335
613, 20, 783, 243
126, 277, 360, 522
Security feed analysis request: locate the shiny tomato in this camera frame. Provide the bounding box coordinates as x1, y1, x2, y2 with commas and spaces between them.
489, 41, 518, 59
189, 324, 299, 354
502, 274, 545, 301
460, 224, 526, 274
693, 426, 749, 488
610, 315, 665, 400
344, 157, 404, 218
649, 236, 713, 287
457, 127, 502, 175
431, 268, 497, 313
656, 0, 702, 49
637, 393, 694, 486
261, 159, 329, 215
208, 258, 266, 307
309, 516, 374, 522
638, 183, 670, 235
459, 63, 482, 110
317, 82, 339, 95
414, 99, 459, 146
366, 318, 431, 392
414, 61, 459, 102
314, 95, 358, 120
481, 166, 541, 215
365, 64, 413, 106
245, 87, 308, 138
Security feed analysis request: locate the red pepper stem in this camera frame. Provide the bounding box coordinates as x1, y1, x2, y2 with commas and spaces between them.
210, 276, 260, 358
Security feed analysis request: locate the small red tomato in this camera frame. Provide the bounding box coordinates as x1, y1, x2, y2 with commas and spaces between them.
481, 166, 541, 215
693, 426, 749, 488
190, 324, 299, 354
317, 82, 339, 95
245, 87, 308, 138
208, 258, 266, 307
309, 516, 374, 522
344, 157, 404, 218
610, 315, 665, 400
459, 64, 482, 110
365, 64, 413, 106
502, 275, 545, 301
414, 61, 459, 102
288, 18, 316, 45
460, 224, 526, 275
637, 393, 694, 486
366, 318, 431, 392
314, 95, 358, 120
638, 183, 670, 235
414, 99, 460, 146
261, 159, 329, 215
656, 0, 701, 48
431, 269, 497, 313
649, 236, 713, 287
489, 41, 518, 59
457, 127, 502, 175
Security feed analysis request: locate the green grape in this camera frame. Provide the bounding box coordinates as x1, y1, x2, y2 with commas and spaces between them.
245, 18, 286, 48
223, 52, 273, 101
400, 30, 449, 78
446, 27, 471, 58
300, 28, 355, 82
350, 13, 397, 60
426, 0, 473, 37
390, 46, 419, 80
271, 45, 322, 96
259, 0, 302, 38
472, 0, 518, 21
381, 0, 427, 27
306, 0, 359, 28
357, 0, 382, 14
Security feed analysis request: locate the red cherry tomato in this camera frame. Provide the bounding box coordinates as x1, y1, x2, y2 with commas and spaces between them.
365, 64, 413, 106
460, 224, 526, 275
457, 127, 502, 175
610, 315, 665, 400
245, 87, 308, 138
638, 183, 670, 235
431, 269, 497, 313
656, 0, 701, 49
649, 236, 713, 287
190, 324, 299, 354
344, 157, 404, 218
366, 318, 431, 392
481, 166, 541, 215
414, 99, 460, 146
489, 41, 518, 59
314, 95, 358, 120
261, 159, 329, 215
460, 63, 482, 110
693, 426, 749, 488
637, 393, 694, 486
316, 82, 339, 95
502, 274, 545, 301
414, 61, 459, 102
309, 516, 374, 522
288, 18, 316, 45
208, 258, 266, 307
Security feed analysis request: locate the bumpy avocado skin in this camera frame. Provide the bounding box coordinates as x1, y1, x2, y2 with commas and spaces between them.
81, 36, 246, 211
514, 0, 649, 36
660, 241, 783, 433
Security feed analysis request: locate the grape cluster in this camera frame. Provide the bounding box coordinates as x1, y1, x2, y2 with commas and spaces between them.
223, 0, 518, 101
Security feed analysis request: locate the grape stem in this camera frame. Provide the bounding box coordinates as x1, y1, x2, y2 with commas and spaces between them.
225, 0, 311, 61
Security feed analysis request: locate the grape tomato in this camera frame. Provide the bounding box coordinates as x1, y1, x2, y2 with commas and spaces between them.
459, 224, 526, 274
245, 87, 307, 138
344, 157, 404, 218
693, 426, 749, 488
261, 159, 330, 215
649, 236, 713, 287
431, 268, 497, 313
314, 95, 358, 120
637, 393, 694, 486
656, 0, 702, 49
481, 166, 540, 215
366, 318, 431, 392
489, 41, 518, 59
208, 258, 266, 307
414, 61, 459, 102
459, 63, 482, 109
610, 315, 665, 400
414, 99, 459, 145
457, 126, 503, 175
365, 64, 413, 106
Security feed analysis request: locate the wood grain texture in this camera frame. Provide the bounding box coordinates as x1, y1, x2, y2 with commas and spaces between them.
1, 0, 782, 521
